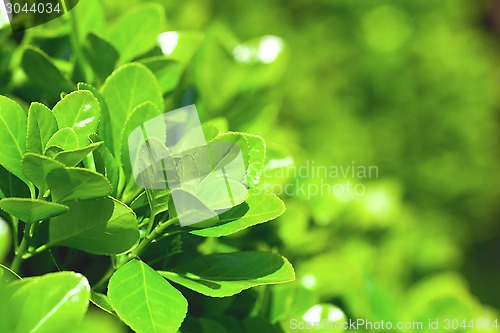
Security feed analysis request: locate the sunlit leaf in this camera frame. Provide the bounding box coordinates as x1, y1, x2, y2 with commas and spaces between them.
108, 260, 188, 333
0, 272, 90, 333
49, 197, 138, 255
0, 198, 68, 224
189, 188, 285, 237
46, 167, 112, 202
108, 4, 165, 63
26, 102, 57, 155
54, 142, 103, 167
21, 153, 65, 191
46, 128, 80, 151
52, 91, 101, 147
101, 63, 163, 157
0, 96, 28, 184
159, 252, 295, 297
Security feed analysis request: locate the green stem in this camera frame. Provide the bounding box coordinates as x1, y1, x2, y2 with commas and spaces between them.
91, 216, 179, 290
93, 266, 114, 291
22, 244, 49, 259
11, 216, 18, 252
83, 154, 96, 172
28, 183, 36, 200
10, 225, 30, 273
128, 216, 179, 260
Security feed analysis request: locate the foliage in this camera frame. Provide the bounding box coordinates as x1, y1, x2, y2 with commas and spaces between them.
1, 0, 500, 332
0, 2, 295, 332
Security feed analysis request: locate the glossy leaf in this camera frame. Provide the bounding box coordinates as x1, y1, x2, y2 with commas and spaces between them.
46, 167, 112, 202
46, 128, 80, 151
108, 260, 188, 333
108, 4, 165, 63
49, 197, 139, 255
77, 83, 113, 152
0, 96, 28, 184
54, 142, 103, 167
159, 252, 295, 297
26, 102, 57, 155
0, 272, 90, 333
101, 63, 163, 157
52, 91, 101, 146
0, 198, 68, 224
21, 47, 74, 98
21, 153, 65, 191
189, 188, 285, 237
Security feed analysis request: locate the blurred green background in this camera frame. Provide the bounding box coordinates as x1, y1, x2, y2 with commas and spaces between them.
1, 0, 499, 331
164, 0, 500, 330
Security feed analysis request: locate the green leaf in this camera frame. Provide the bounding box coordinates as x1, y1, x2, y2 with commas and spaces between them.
49, 197, 138, 255
159, 252, 295, 297
73, 0, 106, 41
108, 260, 188, 333
26, 102, 57, 155
108, 4, 165, 63
0, 264, 21, 285
52, 91, 101, 146
0, 96, 28, 184
77, 83, 113, 152
202, 123, 221, 141
0, 166, 30, 198
46, 127, 80, 151
130, 189, 169, 218
0, 198, 68, 224
189, 188, 285, 237
0, 271, 90, 333
89, 134, 120, 196
21, 47, 74, 99
245, 134, 266, 187
83, 33, 119, 84
195, 176, 248, 211
138, 57, 183, 95
90, 291, 116, 315
54, 142, 103, 167
101, 63, 163, 157
46, 167, 112, 202
121, 102, 163, 176
21, 153, 65, 191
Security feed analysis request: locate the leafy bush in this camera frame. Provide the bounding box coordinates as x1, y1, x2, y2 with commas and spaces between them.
0, 2, 295, 332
